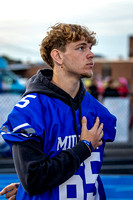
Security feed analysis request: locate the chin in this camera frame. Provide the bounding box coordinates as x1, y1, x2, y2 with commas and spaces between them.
81, 71, 93, 79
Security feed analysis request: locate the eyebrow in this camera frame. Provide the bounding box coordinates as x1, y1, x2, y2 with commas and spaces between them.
75, 42, 87, 47
75, 42, 92, 49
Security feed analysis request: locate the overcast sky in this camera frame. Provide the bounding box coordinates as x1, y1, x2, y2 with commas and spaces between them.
0, 0, 133, 63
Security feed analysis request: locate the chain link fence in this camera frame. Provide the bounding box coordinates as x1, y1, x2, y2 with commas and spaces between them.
0, 92, 133, 142
0, 92, 133, 157
0, 92, 22, 156
103, 97, 131, 143
0, 92, 22, 126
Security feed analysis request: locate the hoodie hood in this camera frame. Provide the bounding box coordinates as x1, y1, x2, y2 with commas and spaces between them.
23, 69, 86, 143
23, 69, 86, 110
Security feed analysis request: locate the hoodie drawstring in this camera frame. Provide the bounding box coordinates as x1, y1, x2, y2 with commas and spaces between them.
70, 99, 82, 143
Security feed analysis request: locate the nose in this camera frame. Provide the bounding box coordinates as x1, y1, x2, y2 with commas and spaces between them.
87, 49, 95, 58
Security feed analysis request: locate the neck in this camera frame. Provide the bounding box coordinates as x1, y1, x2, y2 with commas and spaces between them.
52, 68, 80, 98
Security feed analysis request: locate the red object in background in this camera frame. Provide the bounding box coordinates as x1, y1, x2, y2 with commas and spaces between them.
117, 77, 129, 97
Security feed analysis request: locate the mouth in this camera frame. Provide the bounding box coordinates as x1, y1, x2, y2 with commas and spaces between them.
86, 62, 94, 68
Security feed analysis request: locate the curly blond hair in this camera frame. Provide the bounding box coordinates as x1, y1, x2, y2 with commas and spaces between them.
40, 23, 96, 68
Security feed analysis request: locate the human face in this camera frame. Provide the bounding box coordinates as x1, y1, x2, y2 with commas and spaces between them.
61, 38, 95, 79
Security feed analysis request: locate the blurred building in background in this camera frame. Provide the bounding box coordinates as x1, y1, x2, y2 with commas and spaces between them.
0, 36, 133, 174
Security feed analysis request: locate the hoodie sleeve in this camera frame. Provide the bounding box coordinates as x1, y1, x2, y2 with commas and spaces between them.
12, 139, 91, 195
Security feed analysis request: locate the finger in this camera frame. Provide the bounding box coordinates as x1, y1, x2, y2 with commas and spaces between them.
81, 116, 87, 130
98, 123, 103, 133
99, 131, 104, 140
0, 184, 14, 195
8, 195, 16, 200
98, 139, 103, 146
15, 183, 19, 188
5, 188, 17, 198
0, 183, 19, 197
91, 117, 100, 130
5, 184, 18, 198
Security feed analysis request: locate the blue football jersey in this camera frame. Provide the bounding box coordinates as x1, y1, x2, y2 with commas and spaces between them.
1, 92, 116, 200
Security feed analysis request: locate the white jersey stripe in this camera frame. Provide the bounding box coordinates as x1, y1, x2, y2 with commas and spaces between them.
13, 123, 29, 132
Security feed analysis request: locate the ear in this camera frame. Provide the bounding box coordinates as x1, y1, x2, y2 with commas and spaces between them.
50, 49, 63, 65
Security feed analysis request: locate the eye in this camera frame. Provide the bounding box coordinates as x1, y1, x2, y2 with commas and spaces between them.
78, 46, 84, 51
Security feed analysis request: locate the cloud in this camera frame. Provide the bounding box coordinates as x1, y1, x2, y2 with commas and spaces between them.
0, 0, 133, 61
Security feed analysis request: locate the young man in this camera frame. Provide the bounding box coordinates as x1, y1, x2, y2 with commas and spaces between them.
0, 23, 116, 200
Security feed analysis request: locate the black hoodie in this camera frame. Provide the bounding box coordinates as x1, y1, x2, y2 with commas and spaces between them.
12, 69, 91, 195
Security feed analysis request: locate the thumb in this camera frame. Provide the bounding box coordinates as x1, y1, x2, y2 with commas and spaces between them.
82, 116, 87, 131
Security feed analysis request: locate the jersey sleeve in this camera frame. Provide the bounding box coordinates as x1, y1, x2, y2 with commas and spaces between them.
102, 108, 116, 142
89, 94, 117, 142
97, 102, 117, 142
0, 94, 44, 147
